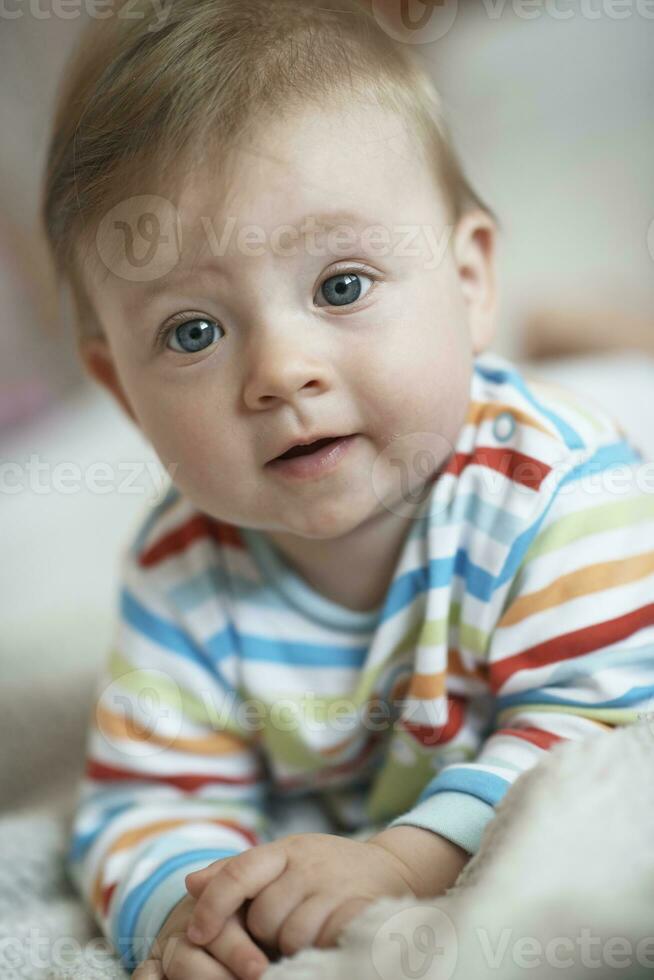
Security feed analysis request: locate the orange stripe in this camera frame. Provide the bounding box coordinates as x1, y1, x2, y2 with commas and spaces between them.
407, 671, 446, 699
448, 647, 489, 683
490, 602, 654, 692
465, 401, 553, 438
95, 702, 250, 756
499, 551, 654, 627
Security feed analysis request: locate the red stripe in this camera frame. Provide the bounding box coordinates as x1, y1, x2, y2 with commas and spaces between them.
493, 725, 564, 751
206, 819, 261, 848
86, 759, 260, 792
102, 881, 117, 916
490, 602, 654, 692
399, 694, 466, 747
139, 516, 243, 567
438, 446, 550, 491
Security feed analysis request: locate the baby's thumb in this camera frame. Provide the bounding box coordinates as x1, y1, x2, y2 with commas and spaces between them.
184, 870, 206, 895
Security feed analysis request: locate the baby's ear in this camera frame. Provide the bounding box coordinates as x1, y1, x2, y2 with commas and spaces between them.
452, 209, 498, 356
78, 336, 139, 427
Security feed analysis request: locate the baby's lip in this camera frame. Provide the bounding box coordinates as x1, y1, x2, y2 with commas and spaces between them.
266, 432, 353, 464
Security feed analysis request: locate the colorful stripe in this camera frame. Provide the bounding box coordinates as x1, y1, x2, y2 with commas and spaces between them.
66, 350, 654, 970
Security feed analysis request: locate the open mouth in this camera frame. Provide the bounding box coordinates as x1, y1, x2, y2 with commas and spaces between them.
276, 437, 341, 460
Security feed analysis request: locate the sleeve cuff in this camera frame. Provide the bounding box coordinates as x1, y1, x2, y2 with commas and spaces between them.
119, 848, 240, 972
386, 790, 496, 855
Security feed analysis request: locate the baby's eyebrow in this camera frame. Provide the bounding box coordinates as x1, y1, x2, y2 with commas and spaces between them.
122, 208, 381, 315
297, 209, 380, 233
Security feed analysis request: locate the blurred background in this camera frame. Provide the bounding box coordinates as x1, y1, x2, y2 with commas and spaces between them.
1, 1, 653, 811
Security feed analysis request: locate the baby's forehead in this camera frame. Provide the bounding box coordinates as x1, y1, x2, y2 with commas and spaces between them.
173, 99, 447, 231
84, 101, 451, 296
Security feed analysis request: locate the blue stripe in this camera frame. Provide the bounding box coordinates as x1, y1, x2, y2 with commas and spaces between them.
496, 683, 654, 712
129, 443, 645, 679
121, 589, 237, 693
170, 564, 233, 610
418, 767, 511, 807
383, 565, 428, 620
559, 440, 642, 487
116, 848, 237, 972
170, 565, 374, 633
474, 361, 585, 449
169, 493, 521, 622
68, 803, 134, 864
547, 642, 654, 686
445, 491, 523, 545
226, 631, 368, 667
495, 440, 643, 591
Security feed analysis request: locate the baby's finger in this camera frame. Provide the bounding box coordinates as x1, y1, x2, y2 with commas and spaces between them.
187, 847, 287, 945
159, 935, 237, 980
185, 857, 231, 896
206, 912, 270, 980
314, 896, 371, 949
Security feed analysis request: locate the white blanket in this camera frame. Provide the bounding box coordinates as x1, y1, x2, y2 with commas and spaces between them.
1, 720, 653, 979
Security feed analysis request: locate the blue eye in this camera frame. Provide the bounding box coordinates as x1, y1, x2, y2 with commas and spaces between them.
318, 272, 373, 308
165, 318, 222, 354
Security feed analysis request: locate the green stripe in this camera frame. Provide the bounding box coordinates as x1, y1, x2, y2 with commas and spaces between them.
110, 649, 248, 738
496, 703, 635, 725
524, 495, 654, 564
502, 495, 654, 611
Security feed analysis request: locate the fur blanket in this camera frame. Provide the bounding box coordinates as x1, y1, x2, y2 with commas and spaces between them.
1, 719, 653, 980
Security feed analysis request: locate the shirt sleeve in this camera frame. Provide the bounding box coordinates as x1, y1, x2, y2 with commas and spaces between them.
65, 544, 272, 974
387, 441, 654, 855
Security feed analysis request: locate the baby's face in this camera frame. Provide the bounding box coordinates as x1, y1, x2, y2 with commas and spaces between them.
83, 99, 496, 539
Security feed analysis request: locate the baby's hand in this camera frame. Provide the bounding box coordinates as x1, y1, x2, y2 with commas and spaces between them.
131, 892, 270, 980
183, 833, 419, 976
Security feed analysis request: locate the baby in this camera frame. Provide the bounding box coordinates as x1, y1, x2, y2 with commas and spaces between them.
41, 1, 654, 979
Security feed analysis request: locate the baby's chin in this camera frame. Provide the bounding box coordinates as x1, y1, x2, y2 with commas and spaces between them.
261, 498, 380, 543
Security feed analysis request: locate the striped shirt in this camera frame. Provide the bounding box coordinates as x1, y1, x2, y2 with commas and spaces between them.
66, 350, 654, 972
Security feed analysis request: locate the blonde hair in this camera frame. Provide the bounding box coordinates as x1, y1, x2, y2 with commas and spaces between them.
41, 0, 495, 343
